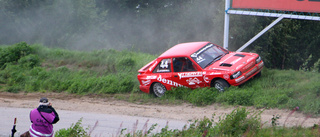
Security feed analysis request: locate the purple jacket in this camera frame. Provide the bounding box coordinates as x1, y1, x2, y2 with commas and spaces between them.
29, 106, 59, 137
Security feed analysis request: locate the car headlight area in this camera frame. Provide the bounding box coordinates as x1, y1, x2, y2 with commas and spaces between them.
230, 71, 242, 79
256, 56, 261, 64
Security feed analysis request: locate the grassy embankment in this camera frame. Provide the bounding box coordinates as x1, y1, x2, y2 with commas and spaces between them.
1, 42, 320, 136
0, 42, 319, 115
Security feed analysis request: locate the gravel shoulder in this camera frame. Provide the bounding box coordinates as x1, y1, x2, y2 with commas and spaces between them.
1, 92, 319, 128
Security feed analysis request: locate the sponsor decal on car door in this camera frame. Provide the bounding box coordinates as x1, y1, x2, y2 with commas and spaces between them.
171, 57, 204, 88
172, 71, 204, 88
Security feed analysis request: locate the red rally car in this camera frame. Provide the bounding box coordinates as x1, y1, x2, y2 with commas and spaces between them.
137, 41, 264, 97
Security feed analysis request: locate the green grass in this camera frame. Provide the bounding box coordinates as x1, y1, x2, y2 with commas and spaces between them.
222, 69, 320, 115
1, 42, 320, 115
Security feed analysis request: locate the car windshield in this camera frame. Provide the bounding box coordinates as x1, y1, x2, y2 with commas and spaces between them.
190, 43, 228, 68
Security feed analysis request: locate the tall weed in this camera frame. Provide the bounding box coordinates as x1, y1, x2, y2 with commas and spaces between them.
55, 118, 89, 137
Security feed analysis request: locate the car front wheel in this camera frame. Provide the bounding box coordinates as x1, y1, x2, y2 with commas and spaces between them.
152, 83, 166, 97
214, 79, 230, 92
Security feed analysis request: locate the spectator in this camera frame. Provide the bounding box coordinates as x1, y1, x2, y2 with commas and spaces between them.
28, 97, 59, 137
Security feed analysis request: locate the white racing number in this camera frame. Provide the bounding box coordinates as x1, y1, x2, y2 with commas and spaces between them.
160, 60, 169, 69
196, 56, 205, 63
155, 59, 171, 73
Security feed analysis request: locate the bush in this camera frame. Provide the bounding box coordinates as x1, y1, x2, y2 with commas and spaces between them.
254, 92, 289, 108
216, 88, 254, 106
214, 107, 261, 136
0, 42, 34, 69
187, 87, 218, 106
139, 108, 262, 137
117, 57, 136, 71
2, 64, 26, 85
164, 87, 191, 100
55, 118, 89, 137
18, 54, 41, 68
6, 85, 21, 93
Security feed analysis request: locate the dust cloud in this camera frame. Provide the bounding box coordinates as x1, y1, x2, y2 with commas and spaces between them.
0, 0, 225, 54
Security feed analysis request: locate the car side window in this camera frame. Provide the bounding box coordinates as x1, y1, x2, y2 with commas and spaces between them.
173, 57, 196, 72
153, 59, 171, 73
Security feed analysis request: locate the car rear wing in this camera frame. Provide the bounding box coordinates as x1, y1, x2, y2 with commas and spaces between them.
138, 59, 156, 73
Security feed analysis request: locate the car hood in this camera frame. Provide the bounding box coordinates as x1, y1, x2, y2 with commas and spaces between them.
204, 52, 258, 73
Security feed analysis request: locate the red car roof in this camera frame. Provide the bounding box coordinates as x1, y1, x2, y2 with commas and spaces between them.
159, 41, 210, 58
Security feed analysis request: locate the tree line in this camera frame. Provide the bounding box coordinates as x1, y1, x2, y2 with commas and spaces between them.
0, 0, 319, 71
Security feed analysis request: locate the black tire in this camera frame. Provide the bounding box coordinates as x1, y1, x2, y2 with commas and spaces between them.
152, 83, 167, 97
214, 79, 230, 92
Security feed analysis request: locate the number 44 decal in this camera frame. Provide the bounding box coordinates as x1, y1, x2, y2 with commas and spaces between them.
160, 60, 169, 68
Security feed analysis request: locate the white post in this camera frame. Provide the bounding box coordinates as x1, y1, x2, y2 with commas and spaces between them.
223, 0, 230, 49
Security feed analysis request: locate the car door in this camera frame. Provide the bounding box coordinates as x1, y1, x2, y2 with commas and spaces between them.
152, 58, 179, 89
171, 57, 205, 89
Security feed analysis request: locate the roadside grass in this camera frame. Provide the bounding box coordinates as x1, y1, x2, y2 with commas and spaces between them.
1, 42, 320, 116
56, 107, 320, 137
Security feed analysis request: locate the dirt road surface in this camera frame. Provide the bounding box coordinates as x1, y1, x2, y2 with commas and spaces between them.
1, 92, 320, 136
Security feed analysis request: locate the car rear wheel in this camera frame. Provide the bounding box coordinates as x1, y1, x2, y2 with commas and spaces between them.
152, 83, 166, 97
214, 79, 230, 92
